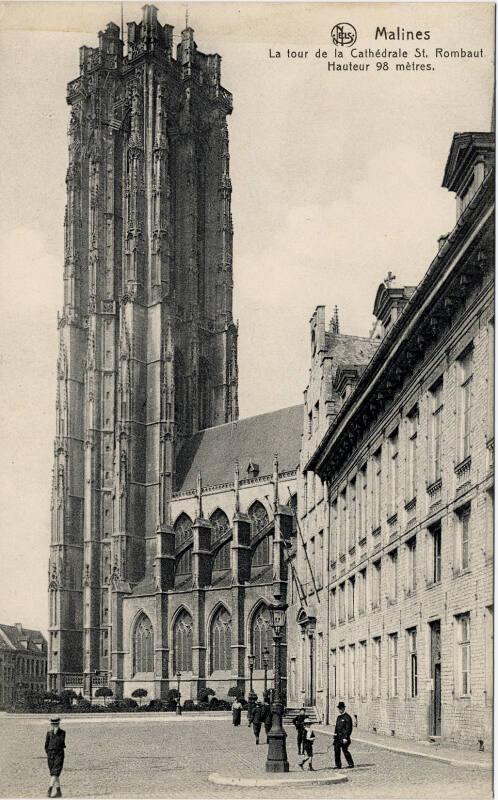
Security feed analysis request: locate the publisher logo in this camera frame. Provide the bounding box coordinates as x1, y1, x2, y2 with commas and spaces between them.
331, 23, 357, 47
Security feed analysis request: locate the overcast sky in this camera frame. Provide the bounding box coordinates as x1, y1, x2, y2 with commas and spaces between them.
0, 2, 493, 635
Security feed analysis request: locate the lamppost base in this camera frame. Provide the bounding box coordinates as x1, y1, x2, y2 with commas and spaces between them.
265, 731, 289, 773
176, 704, 182, 715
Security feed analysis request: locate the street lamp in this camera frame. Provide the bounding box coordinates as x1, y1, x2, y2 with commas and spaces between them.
247, 653, 256, 725
265, 601, 289, 773
262, 647, 270, 699
176, 671, 182, 715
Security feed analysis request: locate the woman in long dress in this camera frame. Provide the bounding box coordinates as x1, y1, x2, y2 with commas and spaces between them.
232, 698, 242, 726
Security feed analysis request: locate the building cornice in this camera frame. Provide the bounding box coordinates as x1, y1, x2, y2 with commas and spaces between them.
305, 170, 494, 478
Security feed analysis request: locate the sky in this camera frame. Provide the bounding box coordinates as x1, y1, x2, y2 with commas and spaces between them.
0, 1, 494, 636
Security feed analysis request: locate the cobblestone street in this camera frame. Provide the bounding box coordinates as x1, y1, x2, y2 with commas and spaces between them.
0, 713, 492, 799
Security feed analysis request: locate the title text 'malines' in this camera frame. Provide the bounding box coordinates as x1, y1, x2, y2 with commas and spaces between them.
375, 26, 431, 40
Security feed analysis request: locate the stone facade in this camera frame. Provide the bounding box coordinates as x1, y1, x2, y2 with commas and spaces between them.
287, 130, 494, 749
48, 6, 300, 701
0, 623, 47, 708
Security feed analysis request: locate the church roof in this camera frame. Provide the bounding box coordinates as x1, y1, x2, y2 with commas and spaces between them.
175, 404, 303, 492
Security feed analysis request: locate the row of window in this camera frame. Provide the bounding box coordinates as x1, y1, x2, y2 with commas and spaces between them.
330, 504, 480, 621
132, 603, 275, 676
0, 657, 46, 679
329, 611, 491, 701
174, 502, 273, 575
314, 337, 493, 555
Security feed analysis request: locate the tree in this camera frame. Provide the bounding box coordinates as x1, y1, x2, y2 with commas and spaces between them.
95, 686, 113, 707
131, 688, 148, 708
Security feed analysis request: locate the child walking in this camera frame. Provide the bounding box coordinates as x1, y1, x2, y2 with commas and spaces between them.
299, 718, 315, 771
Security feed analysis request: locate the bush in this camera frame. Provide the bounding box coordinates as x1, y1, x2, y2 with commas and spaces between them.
145, 699, 163, 712
197, 687, 215, 703
228, 686, 245, 700
60, 690, 78, 710
183, 699, 196, 711
208, 696, 220, 709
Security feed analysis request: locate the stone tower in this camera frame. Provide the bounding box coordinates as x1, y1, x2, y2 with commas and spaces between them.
48, 6, 238, 691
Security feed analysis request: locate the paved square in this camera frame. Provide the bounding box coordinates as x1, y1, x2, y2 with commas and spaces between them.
0, 713, 492, 798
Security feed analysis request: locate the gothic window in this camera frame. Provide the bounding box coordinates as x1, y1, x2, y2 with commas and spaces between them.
173, 610, 193, 672
174, 513, 193, 548
288, 493, 297, 536
213, 541, 231, 571
176, 547, 192, 575
252, 536, 271, 567
198, 357, 211, 430
251, 604, 273, 670
210, 607, 232, 672
248, 501, 269, 539
210, 509, 230, 542
133, 613, 154, 675
174, 349, 186, 435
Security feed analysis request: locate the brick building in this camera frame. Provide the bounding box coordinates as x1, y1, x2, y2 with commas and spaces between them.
0, 623, 47, 708
287, 129, 494, 748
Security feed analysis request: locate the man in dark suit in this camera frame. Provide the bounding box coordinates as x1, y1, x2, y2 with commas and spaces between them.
45, 717, 66, 797
333, 701, 354, 769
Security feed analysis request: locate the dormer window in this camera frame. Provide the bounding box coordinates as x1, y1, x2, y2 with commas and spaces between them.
443, 133, 494, 220
247, 461, 260, 478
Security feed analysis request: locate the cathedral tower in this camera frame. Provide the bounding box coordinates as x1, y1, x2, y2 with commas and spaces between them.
48, 6, 238, 691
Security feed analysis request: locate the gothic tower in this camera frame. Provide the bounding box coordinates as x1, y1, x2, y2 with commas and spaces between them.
48, 6, 238, 691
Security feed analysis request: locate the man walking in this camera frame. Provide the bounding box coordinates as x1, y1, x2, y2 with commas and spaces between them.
252, 701, 264, 745
333, 701, 354, 769
45, 716, 66, 797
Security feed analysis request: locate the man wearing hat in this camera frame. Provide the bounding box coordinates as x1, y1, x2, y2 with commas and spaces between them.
333, 701, 354, 769
44, 717, 66, 797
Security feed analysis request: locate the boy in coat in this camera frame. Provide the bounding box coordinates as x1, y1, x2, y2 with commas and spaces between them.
292, 708, 306, 755
45, 717, 66, 797
299, 718, 315, 771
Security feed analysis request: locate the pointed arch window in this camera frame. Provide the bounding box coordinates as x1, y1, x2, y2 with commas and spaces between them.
252, 536, 271, 567
210, 509, 230, 542
174, 349, 186, 436
211, 607, 232, 672
252, 604, 274, 670
174, 512, 193, 548
176, 547, 192, 575
288, 493, 298, 536
248, 501, 269, 538
198, 357, 211, 430
173, 610, 193, 672
133, 614, 154, 675
213, 541, 231, 571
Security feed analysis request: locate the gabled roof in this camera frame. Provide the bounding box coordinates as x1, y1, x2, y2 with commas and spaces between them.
0, 623, 46, 652
175, 405, 303, 492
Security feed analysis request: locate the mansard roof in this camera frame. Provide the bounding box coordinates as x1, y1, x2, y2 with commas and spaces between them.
0, 623, 47, 653
175, 404, 303, 492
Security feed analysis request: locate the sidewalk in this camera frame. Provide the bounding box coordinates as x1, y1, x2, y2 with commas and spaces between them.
318, 725, 492, 770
